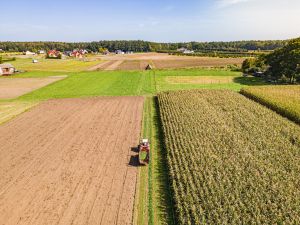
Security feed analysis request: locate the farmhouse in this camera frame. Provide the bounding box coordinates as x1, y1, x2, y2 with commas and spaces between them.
0, 63, 15, 76
47, 50, 61, 58
71, 50, 86, 58
72, 51, 83, 58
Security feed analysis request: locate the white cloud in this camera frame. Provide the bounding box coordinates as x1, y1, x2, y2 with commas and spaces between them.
216, 0, 252, 8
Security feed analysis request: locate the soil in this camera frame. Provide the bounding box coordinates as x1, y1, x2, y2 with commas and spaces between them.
0, 76, 66, 99
152, 58, 244, 69
0, 96, 144, 225
87, 61, 114, 71
104, 60, 124, 71
89, 53, 243, 71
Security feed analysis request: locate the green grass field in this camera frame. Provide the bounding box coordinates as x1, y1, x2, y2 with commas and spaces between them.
14, 68, 262, 101
12, 58, 101, 72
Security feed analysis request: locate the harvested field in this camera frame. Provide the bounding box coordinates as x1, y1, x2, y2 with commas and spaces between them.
166, 76, 235, 84
0, 76, 66, 99
153, 57, 243, 69
95, 53, 243, 70
117, 60, 152, 71
97, 53, 172, 61
104, 60, 124, 71
87, 61, 113, 71
0, 96, 144, 225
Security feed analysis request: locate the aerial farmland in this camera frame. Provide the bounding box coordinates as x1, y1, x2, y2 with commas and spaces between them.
0, 44, 300, 224
0, 1, 300, 224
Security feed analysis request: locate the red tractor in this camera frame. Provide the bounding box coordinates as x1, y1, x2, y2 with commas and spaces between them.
138, 139, 150, 165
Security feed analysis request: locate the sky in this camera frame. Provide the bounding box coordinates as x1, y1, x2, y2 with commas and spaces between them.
0, 0, 299, 42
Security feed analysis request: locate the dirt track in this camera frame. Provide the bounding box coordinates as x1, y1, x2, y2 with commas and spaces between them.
0, 96, 144, 225
0, 76, 66, 99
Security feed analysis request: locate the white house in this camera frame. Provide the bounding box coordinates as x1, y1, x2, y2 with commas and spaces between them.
115, 50, 125, 55
0, 63, 15, 76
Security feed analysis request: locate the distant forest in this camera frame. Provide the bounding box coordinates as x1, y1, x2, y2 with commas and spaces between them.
0, 40, 289, 53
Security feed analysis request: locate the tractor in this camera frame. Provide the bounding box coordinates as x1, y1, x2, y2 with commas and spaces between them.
138, 139, 150, 165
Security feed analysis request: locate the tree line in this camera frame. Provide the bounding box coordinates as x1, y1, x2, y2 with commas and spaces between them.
242, 37, 300, 83
0, 40, 288, 53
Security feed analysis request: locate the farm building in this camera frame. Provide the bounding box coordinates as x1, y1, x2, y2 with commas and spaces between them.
64, 51, 72, 56
69, 49, 88, 58
0, 63, 15, 76
37, 50, 45, 54
24, 51, 36, 55
72, 51, 83, 58
177, 47, 188, 52
183, 50, 194, 54
116, 50, 125, 55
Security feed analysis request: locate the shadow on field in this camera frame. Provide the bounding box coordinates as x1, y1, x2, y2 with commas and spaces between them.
152, 96, 177, 225
131, 147, 139, 153
128, 155, 140, 167
233, 76, 267, 86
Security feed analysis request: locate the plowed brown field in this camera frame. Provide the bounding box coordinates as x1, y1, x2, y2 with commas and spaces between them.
0, 96, 144, 225
0, 76, 66, 99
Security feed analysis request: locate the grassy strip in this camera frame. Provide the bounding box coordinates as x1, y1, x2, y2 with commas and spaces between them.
134, 98, 150, 225
135, 97, 176, 225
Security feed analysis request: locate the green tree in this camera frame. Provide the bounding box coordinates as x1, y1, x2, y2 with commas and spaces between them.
266, 37, 300, 83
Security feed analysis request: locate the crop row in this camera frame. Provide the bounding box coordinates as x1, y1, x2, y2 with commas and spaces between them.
240, 85, 300, 124
158, 90, 300, 225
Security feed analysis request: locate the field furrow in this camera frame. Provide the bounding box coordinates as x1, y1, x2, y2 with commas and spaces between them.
0, 96, 144, 225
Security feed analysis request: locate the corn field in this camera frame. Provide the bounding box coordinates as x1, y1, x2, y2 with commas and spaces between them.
241, 85, 300, 124
158, 90, 300, 225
